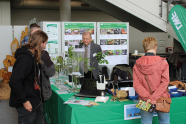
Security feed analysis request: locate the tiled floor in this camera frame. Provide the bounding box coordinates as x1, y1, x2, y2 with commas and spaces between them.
0, 100, 18, 124
0, 100, 48, 124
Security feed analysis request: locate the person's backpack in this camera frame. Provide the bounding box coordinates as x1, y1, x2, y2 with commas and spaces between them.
111, 65, 133, 80
101, 67, 109, 80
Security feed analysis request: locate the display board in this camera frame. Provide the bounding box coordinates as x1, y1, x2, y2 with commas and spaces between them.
40, 22, 61, 53
97, 22, 129, 65
62, 22, 96, 56
0, 26, 13, 69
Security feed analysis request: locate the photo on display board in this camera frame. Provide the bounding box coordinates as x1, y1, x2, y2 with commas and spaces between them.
100, 29, 107, 34
114, 39, 120, 45
114, 28, 121, 34
121, 29, 127, 34
72, 29, 80, 35
65, 51, 68, 57
73, 40, 80, 43
79, 29, 87, 34
102, 50, 107, 55
107, 39, 114, 45
55, 48, 58, 53
107, 29, 114, 34
107, 50, 114, 56
65, 40, 73, 46
121, 39, 127, 45
48, 44, 50, 53
100, 39, 107, 45
113, 50, 121, 55
65, 29, 72, 35
121, 49, 127, 55
68, 44, 73, 47
87, 29, 94, 34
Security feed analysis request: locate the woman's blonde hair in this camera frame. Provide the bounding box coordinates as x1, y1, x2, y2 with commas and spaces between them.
27, 30, 48, 63
142, 37, 158, 52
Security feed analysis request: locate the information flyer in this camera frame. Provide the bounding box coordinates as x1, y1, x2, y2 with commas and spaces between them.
64, 22, 95, 57
46, 23, 59, 53
99, 23, 129, 65
124, 104, 157, 120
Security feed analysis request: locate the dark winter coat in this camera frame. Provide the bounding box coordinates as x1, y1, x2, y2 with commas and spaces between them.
9, 46, 42, 109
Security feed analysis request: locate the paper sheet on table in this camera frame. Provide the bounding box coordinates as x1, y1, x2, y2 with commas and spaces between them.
64, 100, 86, 105
168, 85, 177, 89
56, 90, 69, 94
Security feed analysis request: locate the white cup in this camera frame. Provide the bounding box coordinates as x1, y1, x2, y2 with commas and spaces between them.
134, 50, 138, 55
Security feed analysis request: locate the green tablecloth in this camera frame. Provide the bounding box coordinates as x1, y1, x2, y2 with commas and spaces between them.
44, 85, 186, 124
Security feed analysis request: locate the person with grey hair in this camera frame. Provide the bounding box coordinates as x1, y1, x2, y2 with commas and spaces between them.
21, 23, 41, 45
78, 32, 102, 79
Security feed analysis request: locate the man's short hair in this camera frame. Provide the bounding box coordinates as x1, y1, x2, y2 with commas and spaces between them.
82, 32, 92, 38
142, 37, 158, 52
29, 23, 40, 30
28, 23, 41, 38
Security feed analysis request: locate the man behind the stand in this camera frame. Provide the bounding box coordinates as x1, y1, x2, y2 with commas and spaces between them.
80, 32, 102, 79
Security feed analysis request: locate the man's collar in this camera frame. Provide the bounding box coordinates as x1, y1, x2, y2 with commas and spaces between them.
84, 42, 91, 47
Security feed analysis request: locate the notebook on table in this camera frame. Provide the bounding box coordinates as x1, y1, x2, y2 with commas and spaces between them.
74, 78, 102, 98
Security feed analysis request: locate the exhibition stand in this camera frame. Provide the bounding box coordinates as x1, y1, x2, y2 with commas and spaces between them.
44, 85, 186, 124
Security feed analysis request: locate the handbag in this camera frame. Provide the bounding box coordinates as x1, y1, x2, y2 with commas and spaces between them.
145, 75, 171, 113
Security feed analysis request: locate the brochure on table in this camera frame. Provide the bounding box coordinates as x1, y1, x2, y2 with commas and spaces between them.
40, 22, 61, 53
62, 22, 96, 56
97, 22, 129, 65
124, 104, 157, 120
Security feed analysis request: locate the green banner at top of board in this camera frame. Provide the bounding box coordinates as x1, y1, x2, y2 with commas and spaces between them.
100, 23, 127, 29
47, 24, 57, 28
169, 5, 186, 52
64, 23, 94, 29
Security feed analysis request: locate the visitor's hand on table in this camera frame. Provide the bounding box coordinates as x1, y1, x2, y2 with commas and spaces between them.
23, 101, 32, 112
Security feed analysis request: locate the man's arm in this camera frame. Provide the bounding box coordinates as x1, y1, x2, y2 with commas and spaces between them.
41, 50, 55, 77
96, 44, 102, 61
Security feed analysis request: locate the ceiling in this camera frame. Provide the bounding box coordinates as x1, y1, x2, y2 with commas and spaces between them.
8, 0, 164, 32
10, 0, 99, 10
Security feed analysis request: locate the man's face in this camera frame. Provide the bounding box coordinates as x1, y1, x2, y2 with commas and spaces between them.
82, 34, 92, 46
41, 39, 48, 50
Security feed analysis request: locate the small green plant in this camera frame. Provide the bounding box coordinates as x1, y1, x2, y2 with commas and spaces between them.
52, 56, 67, 74
67, 46, 74, 74
87, 52, 109, 79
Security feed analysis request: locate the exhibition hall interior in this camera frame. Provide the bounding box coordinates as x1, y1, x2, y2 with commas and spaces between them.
0, 0, 186, 124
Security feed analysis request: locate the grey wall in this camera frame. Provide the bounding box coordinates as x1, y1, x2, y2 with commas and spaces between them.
11, 9, 121, 25
0, 1, 11, 25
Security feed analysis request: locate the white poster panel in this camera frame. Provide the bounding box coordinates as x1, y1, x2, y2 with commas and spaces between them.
41, 22, 61, 53
97, 22, 129, 65
0, 26, 13, 69
62, 22, 96, 57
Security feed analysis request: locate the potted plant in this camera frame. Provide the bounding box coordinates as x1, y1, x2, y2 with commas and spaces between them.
86, 52, 109, 79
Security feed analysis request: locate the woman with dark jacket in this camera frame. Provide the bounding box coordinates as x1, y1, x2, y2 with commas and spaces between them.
9, 30, 48, 124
